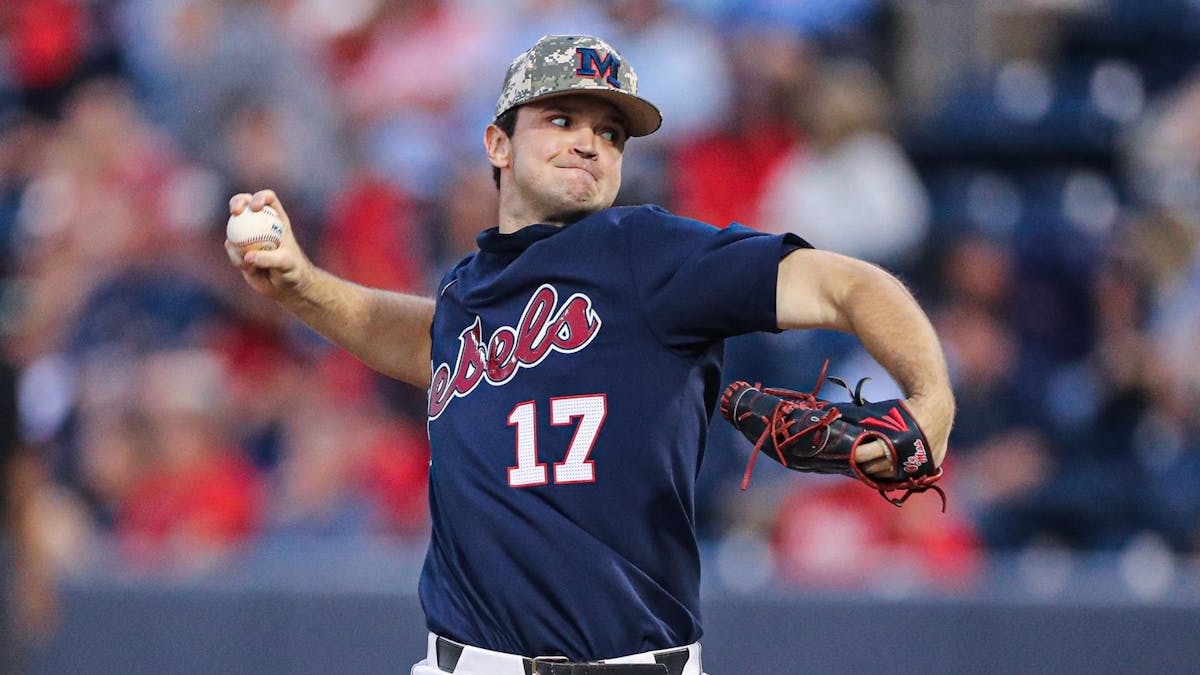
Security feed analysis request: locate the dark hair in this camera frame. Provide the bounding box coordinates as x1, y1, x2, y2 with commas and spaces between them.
492, 107, 518, 190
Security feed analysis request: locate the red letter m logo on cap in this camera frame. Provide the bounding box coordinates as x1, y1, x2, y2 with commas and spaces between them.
575, 47, 621, 88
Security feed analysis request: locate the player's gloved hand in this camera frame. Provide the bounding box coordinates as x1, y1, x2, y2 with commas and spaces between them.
720, 361, 946, 510
226, 190, 316, 303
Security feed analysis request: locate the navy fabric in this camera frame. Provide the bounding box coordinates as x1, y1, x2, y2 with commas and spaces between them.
420, 205, 807, 661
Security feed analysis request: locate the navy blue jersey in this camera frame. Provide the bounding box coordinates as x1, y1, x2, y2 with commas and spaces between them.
421, 205, 807, 661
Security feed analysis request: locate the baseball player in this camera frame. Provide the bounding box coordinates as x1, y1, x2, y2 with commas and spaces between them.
227, 35, 954, 675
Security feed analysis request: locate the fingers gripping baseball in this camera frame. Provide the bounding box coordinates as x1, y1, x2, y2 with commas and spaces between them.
226, 190, 314, 301
855, 439, 897, 479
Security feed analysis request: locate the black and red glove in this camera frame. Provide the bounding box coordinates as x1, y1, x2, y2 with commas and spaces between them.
720, 362, 945, 510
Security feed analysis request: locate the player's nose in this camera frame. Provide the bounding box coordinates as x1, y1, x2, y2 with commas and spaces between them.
570, 130, 599, 159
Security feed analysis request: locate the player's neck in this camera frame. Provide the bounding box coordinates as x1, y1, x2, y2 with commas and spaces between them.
497, 217, 560, 234
497, 200, 578, 233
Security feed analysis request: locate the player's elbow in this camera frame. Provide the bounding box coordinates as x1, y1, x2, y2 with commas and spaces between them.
776, 249, 893, 331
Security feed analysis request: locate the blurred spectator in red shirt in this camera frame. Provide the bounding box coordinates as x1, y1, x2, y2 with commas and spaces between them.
320, 170, 428, 294
115, 349, 262, 575
263, 350, 429, 538
334, 0, 487, 200
669, 29, 811, 227
772, 479, 981, 591
1, 0, 93, 118
358, 415, 430, 537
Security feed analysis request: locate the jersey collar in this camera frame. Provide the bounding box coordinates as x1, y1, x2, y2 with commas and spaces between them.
476, 223, 564, 253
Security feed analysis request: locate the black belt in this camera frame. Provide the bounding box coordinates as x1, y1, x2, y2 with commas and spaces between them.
435, 636, 689, 675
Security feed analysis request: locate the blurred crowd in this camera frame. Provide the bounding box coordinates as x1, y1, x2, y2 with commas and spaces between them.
2, 0, 1200, 649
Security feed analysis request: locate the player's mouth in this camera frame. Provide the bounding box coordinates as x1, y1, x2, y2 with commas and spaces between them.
557, 164, 598, 181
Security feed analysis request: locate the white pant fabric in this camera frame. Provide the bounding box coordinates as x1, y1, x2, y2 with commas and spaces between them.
410, 633, 706, 675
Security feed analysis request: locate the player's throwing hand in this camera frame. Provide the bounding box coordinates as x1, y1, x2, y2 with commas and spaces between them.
226, 190, 314, 302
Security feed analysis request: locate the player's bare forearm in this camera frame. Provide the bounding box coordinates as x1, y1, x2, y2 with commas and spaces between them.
226, 189, 434, 389
283, 266, 434, 388
776, 249, 954, 463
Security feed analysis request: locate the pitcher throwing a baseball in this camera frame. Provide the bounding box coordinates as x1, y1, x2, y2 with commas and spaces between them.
227, 35, 955, 675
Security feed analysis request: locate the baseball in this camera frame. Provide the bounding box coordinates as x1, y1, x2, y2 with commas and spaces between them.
225, 205, 284, 264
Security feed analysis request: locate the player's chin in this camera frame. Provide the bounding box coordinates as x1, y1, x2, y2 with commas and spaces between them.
547, 205, 600, 225
548, 192, 613, 223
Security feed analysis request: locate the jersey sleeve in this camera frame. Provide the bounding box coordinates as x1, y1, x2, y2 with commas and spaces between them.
621, 206, 810, 349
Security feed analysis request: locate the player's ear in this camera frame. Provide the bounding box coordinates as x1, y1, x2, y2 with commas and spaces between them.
485, 123, 511, 170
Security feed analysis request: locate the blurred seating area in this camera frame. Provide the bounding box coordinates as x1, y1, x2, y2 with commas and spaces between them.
2, 0, 1200, 647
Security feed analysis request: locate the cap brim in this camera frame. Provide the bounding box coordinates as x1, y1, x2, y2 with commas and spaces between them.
513, 89, 663, 137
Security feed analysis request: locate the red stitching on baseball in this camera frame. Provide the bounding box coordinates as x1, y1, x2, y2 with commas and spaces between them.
230, 234, 280, 246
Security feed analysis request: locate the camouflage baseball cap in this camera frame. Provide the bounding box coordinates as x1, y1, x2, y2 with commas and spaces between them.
495, 35, 662, 137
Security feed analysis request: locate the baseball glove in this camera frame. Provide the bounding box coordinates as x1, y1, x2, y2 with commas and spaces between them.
720, 361, 945, 510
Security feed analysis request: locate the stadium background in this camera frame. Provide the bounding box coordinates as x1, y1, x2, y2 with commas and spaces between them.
2, 0, 1200, 673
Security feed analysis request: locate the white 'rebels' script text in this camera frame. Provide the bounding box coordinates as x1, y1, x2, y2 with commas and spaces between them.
427, 284, 602, 419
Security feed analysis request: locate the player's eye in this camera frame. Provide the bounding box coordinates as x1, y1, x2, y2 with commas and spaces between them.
599, 126, 627, 148
550, 115, 569, 127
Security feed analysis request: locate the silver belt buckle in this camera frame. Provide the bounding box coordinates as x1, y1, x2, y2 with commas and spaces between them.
530, 655, 571, 672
